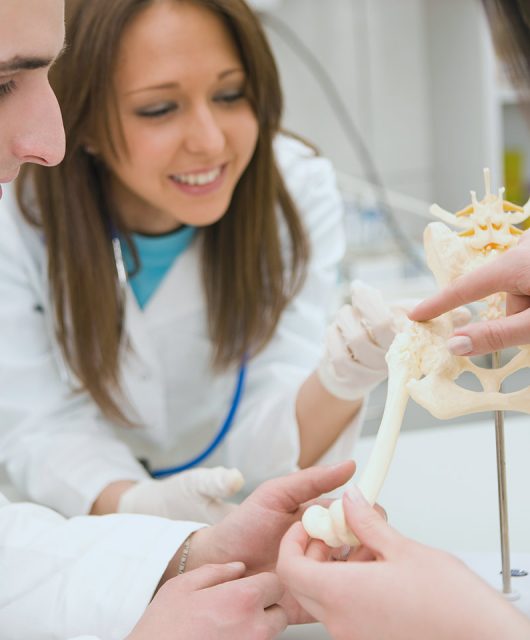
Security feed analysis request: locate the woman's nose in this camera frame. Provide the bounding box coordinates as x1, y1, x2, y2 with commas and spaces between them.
11, 83, 65, 168
183, 105, 225, 156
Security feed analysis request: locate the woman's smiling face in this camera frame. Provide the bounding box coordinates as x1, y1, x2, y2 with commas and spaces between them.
103, 0, 259, 234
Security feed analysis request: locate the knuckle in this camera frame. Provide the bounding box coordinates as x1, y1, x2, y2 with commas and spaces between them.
481, 321, 505, 351
512, 262, 530, 296
449, 279, 470, 307
239, 584, 261, 609
202, 563, 226, 578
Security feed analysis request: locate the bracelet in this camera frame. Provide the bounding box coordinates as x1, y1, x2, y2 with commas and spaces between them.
177, 534, 193, 575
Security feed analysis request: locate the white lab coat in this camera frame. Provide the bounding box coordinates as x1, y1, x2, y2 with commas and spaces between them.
0, 491, 203, 639
0, 134, 363, 516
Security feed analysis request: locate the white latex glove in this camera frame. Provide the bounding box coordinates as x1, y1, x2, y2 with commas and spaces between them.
117, 466, 245, 524
318, 280, 396, 402
318, 281, 473, 402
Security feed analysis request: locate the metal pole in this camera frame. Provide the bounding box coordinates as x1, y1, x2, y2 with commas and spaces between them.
492, 350, 512, 594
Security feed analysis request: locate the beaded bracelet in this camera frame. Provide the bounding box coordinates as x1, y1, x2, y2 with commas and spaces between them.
177, 534, 193, 575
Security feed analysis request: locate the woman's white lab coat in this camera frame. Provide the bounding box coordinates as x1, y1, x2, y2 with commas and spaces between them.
0, 491, 202, 639
0, 134, 363, 516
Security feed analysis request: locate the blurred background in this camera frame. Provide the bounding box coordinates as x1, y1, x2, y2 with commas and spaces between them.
250, 0, 530, 436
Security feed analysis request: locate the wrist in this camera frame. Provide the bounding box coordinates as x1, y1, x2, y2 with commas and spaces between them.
184, 525, 231, 572
317, 358, 382, 401
90, 480, 137, 515
155, 532, 196, 593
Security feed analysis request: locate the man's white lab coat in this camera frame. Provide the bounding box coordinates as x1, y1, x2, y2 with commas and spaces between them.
0, 491, 203, 639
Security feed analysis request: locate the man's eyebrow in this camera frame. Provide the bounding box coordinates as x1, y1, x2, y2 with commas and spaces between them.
0, 45, 67, 73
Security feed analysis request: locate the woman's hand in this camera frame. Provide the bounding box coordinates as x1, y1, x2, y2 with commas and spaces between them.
410, 231, 530, 355
277, 486, 530, 640
116, 467, 244, 524
318, 281, 400, 401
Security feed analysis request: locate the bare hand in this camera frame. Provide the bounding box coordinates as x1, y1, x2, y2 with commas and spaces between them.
277, 487, 530, 640
410, 231, 530, 355
127, 562, 287, 640
186, 461, 356, 623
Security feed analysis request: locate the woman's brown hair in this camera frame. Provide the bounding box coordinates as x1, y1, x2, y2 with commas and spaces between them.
482, 0, 530, 99
17, 0, 310, 425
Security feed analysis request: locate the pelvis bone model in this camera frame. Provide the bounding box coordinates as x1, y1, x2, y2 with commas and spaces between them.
303, 169, 530, 547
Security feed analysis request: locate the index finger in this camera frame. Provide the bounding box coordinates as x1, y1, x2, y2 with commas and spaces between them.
409, 258, 510, 321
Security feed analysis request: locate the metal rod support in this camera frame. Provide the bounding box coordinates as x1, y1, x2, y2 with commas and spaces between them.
492, 350, 512, 595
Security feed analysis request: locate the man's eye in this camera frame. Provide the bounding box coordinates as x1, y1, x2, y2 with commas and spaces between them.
0, 80, 16, 98
136, 103, 178, 118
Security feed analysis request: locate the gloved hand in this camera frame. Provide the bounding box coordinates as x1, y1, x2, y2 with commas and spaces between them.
117, 466, 245, 524
318, 280, 396, 402
318, 280, 473, 402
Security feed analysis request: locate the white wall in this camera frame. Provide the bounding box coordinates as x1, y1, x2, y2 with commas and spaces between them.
262, 0, 434, 203
261, 0, 501, 211
425, 0, 500, 210
262, 0, 371, 177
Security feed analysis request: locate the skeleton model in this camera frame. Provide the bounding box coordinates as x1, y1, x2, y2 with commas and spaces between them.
303, 169, 530, 547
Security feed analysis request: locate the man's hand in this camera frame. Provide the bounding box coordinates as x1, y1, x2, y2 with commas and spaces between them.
127, 562, 287, 640
185, 461, 355, 578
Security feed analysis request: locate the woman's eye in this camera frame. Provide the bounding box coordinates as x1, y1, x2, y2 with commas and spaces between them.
215, 91, 244, 104
136, 103, 178, 118
0, 80, 16, 99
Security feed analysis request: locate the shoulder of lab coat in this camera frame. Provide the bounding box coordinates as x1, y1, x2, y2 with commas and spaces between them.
0, 188, 149, 516
0, 491, 205, 640
274, 132, 346, 307
222, 135, 363, 489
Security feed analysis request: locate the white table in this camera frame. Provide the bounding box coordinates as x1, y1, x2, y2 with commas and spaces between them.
280, 414, 530, 638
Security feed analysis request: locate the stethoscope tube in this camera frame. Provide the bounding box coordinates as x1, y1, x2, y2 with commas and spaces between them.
151, 359, 247, 478
111, 232, 247, 478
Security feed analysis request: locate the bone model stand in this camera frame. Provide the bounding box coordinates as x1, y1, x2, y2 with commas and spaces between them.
303, 168, 530, 583
493, 349, 512, 596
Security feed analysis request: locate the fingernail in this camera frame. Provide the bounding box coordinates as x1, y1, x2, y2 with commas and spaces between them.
328, 461, 350, 470
345, 485, 364, 504
227, 561, 245, 569
446, 335, 473, 355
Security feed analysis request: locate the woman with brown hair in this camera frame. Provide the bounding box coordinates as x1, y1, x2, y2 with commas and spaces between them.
0, 0, 395, 522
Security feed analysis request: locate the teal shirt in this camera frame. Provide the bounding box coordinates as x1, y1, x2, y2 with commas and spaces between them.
120, 226, 197, 309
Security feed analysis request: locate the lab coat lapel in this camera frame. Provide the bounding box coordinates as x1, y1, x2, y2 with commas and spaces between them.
119, 243, 203, 439
119, 290, 166, 439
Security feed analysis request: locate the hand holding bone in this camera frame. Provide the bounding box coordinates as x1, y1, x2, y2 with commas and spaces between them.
318, 281, 400, 401
304, 169, 530, 547
118, 466, 244, 524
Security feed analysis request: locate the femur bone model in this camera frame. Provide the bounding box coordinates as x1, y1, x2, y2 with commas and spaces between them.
303, 169, 530, 547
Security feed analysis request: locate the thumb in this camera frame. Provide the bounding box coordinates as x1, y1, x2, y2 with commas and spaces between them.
342, 486, 399, 558
193, 467, 245, 499
175, 561, 246, 592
